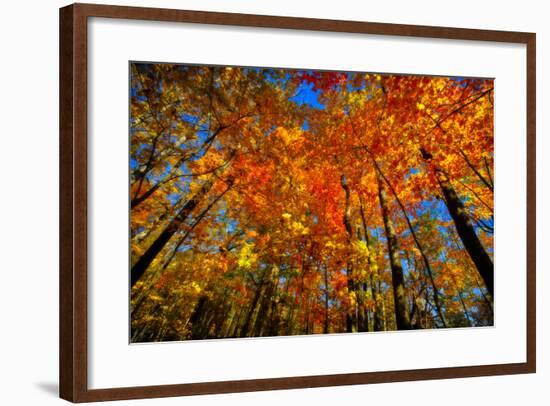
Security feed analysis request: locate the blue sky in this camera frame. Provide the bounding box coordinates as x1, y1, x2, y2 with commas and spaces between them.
290, 81, 324, 109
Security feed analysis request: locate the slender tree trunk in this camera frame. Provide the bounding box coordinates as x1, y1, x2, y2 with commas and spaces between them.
268, 293, 282, 337
253, 271, 277, 337
161, 182, 233, 270
303, 293, 312, 334
421, 148, 494, 297
228, 307, 244, 338
189, 295, 210, 339
323, 264, 330, 334
458, 149, 494, 192
380, 294, 387, 331
458, 291, 473, 327
357, 282, 368, 332
240, 272, 267, 337
212, 290, 231, 337
221, 305, 235, 337
369, 156, 447, 327
345, 265, 358, 333
131, 177, 219, 287
449, 232, 494, 317
354, 226, 369, 332
359, 200, 384, 331
475, 276, 494, 318
340, 175, 358, 333
376, 173, 412, 330
360, 147, 447, 326
364, 297, 371, 332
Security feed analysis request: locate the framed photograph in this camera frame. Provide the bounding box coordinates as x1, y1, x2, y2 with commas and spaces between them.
59, 3, 536, 402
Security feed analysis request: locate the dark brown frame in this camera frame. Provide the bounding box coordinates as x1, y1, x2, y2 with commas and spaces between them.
60, 3, 536, 402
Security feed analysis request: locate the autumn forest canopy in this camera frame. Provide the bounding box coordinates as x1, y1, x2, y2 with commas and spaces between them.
130, 63, 494, 342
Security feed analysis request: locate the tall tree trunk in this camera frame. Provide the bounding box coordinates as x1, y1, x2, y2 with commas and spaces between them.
376, 172, 412, 330
189, 295, 210, 339
131, 177, 218, 287
458, 149, 494, 192
211, 289, 230, 337
357, 282, 368, 332
421, 148, 494, 297
371, 160, 447, 327
360, 147, 446, 327
221, 305, 235, 337
161, 182, 234, 270
252, 269, 278, 337
341, 175, 358, 333
228, 307, 244, 338
323, 264, 330, 334
458, 291, 473, 327
359, 199, 384, 331
267, 293, 282, 337
240, 271, 267, 337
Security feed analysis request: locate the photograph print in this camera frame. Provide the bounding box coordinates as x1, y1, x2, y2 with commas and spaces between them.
129, 62, 494, 343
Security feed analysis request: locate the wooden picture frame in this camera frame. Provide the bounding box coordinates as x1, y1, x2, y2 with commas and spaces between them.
59, 3, 536, 402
